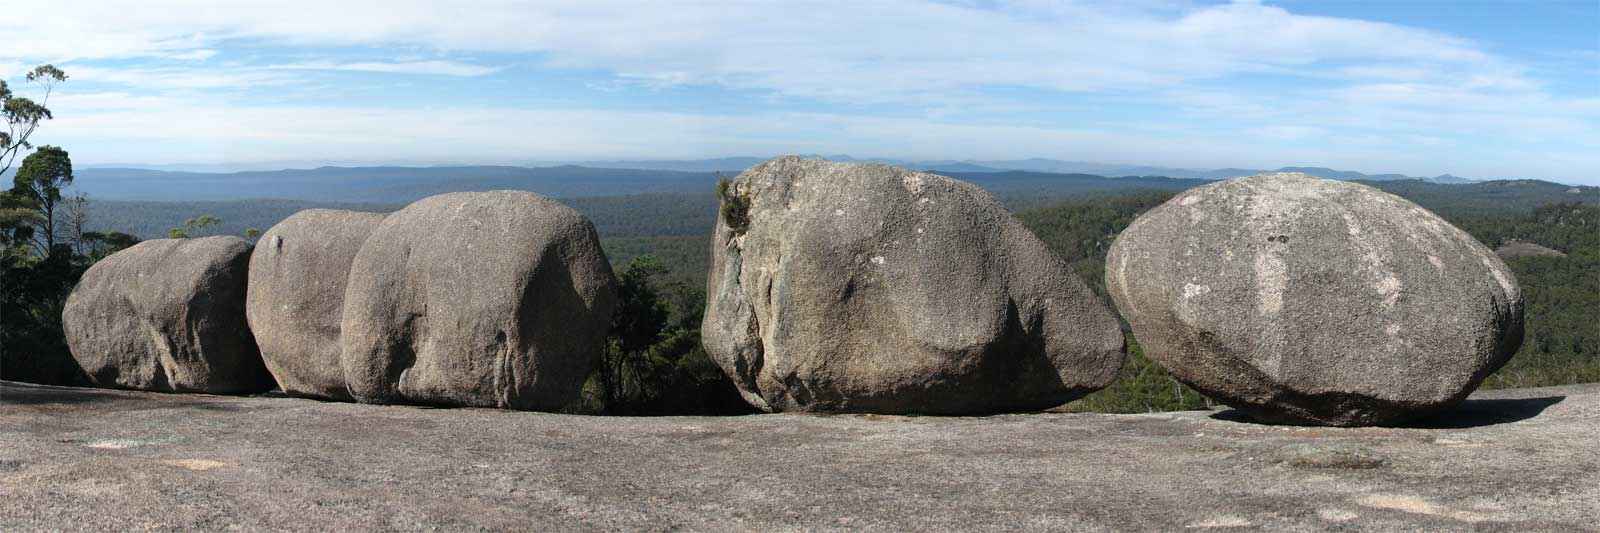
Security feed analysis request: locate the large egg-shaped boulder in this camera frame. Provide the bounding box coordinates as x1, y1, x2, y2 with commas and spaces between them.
702, 156, 1126, 415
62, 236, 272, 393
246, 209, 386, 400
339, 191, 617, 411
1106, 173, 1524, 426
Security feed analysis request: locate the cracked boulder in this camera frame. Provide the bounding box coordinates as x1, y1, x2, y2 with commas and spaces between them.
246, 209, 386, 400
702, 156, 1126, 414
1106, 173, 1524, 426
62, 236, 273, 394
339, 191, 617, 410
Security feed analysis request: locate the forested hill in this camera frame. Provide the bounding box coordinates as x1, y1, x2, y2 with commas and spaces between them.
66, 164, 1598, 207
87, 168, 1600, 240
1357, 179, 1599, 217
68, 165, 1218, 204
66, 166, 720, 202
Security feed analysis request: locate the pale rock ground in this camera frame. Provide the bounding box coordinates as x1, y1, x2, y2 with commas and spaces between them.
2, 380, 1596, 531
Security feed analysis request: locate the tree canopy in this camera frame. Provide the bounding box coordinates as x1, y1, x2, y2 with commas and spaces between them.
10, 146, 74, 254
1, 64, 68, 175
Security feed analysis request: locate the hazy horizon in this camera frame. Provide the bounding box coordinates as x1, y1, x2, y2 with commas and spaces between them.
57, 155, 1576, 186
4, 1, 1597, 183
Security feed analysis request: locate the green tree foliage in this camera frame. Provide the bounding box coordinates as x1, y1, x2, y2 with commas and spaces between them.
1061, 337, 1215, 413
1, 250, 91, 384
168, 214, 222, 238
577, 255, 754, 415
1, 182, 140, 385
1, 65, 67, 176
79, 231, 141, 261
1015, 191, 1214, 413
0, 64, 144, 385
1462, 203, 1600, 389
1, 222, 139, 384
8, 146, 74, 255
1016, 190, 1175, 300
714, 176, 750, 234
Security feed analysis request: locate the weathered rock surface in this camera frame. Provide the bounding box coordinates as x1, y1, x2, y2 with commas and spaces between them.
340, 191, 617, 411
246, 209, 386, 400
60, 236, 272, 394
1106, 173, 1524, 426
3, 380, 1595, 530
703, 156, 1125, 414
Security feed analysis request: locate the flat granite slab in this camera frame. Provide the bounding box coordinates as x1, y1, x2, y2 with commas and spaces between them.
2, 380, 1597, 531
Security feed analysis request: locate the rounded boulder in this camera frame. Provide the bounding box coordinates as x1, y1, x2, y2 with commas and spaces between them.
1106, 173, 1524, 426
339, 191, 618, 410
62, 236, 272, 393
702, 156, 1126, 415
246, 209, 386, 400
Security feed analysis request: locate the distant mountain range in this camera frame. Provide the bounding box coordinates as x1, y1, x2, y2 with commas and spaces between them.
55, 158, 1595, 205
77, 168, 1598, 243
531, 156, 1486, 184
64, 165, 1209, 204
68, 154, 1580, 185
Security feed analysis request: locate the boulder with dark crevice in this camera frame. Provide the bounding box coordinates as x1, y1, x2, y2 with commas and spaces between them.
702, 156, 1126, 415
62, 236, 272, 394
247, 209, 386, 400
1106, 172, 1524, 426
339, 191, 617, 411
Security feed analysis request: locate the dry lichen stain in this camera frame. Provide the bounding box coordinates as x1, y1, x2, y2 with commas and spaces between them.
1339, 212, 1403, 309
1239, 179, 1298, 319
163, 459, 228, 471
1177, 283, 1211, 323
900, 172, 925, 195
1355, 493, 1497, 523
1114, 249, 1138, 316
1186, 515, 1253, 528
1253, 251, 1286, 316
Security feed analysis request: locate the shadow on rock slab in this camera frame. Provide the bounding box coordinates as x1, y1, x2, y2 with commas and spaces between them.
1209, 395, 1565, 429
0, 384, 129, 405
0, 382, 230, 410
1402, 396, 1565, 429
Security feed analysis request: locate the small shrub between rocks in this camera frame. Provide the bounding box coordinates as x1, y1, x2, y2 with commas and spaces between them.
1060, 335, 1215, 414
715, 177, 750, 235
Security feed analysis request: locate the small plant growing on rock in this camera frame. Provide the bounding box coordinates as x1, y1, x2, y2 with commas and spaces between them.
715, 174, 750, 235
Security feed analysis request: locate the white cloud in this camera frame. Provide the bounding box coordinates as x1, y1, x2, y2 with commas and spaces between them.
3, 1, 1596, 180
0, 1, 1525, 98
64, 65, 296, 91
165, 49, 219, 61
266, 60, 500, 77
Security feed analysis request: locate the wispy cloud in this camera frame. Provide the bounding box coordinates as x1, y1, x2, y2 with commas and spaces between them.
165, 49, 219, 61
266, 60, 501, 77
65, 65, 297, 91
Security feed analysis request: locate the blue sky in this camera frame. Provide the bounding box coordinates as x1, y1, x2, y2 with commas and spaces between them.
3, 0, 1596, 182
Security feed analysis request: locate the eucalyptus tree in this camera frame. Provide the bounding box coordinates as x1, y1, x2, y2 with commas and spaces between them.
1, 65, 68, 176
9, 146, 73, 256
